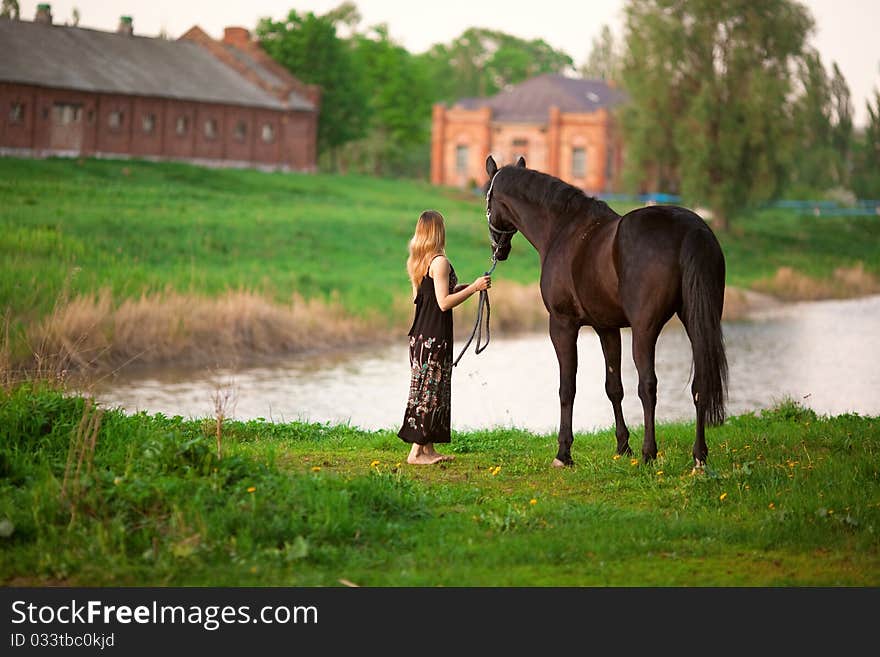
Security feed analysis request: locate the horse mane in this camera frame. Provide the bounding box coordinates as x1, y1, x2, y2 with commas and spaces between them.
493, 165, 617, 222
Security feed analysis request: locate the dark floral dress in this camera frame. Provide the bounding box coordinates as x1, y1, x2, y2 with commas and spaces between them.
398, 256, 458, 445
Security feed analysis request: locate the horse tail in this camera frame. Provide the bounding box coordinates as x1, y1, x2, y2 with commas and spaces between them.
679, 226, 728, 426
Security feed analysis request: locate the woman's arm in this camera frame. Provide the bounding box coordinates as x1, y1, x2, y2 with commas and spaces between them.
432, 257, 490, 312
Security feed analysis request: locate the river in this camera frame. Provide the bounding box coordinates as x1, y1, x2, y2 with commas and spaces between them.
92, 295, 880, 433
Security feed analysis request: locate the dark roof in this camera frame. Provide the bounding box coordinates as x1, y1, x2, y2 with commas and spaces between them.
455, 74, 626, 123
0, 20, 314, 111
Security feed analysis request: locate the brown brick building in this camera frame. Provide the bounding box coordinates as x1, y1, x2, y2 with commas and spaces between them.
431, 74, 625, 192
0, 7, 319, 171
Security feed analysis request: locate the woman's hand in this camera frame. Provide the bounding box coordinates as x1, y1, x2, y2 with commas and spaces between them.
470, 275, 491, 292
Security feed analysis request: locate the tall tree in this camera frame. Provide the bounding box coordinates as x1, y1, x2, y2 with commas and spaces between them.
580, 24, 620, 81
343, 25, 434, 176
620, 0, 814, 230
791, 49, 835, 194
0, 0, 19, 20
257, 5, 369, 170
419, 28, 573, 102
851, 89, 880, 199
829, 62, 854, 187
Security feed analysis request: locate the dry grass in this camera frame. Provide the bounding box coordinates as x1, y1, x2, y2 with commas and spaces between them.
14, 263, 878, 378
23, 289, 390, 375
753, 262, 880, 301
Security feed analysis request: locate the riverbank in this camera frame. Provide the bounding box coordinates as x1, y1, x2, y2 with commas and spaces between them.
1, 383, 877, 586
3, 157, 879, 376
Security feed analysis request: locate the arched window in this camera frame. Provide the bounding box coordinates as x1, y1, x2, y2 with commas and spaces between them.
572, 147, 587, 179
234, 120, 247, 142
455, 144, 469, 174
204, 119, 218, 140
261, 123, 275, 143
176, 116, 189, 136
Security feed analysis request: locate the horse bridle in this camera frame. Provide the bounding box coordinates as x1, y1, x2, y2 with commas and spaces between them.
485, 171, 517, 274
453, 171, 515, 367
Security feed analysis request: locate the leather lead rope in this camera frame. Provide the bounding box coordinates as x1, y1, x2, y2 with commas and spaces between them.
453, 256, 497, 367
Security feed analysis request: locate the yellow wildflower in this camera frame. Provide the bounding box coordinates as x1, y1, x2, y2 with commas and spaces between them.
311, 466, 321, 472
247, 486, 256, 493
768, 502, 775, 509
370, 460, 381, 467
613, 454, 621, 460
491, 466, 501, 476
630, 459, 639, 466
529, 498, 537, 505
656, 470, 664, 476
719, 492, 728, 501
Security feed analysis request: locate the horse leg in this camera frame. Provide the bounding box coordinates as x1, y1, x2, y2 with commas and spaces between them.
632, 324, 661, 463
549, 315, 579, 467
692, 379, 708, 471
596, 327, 631, 455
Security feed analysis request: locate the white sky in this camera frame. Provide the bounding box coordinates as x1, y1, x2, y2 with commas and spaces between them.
18, 0, 880, 126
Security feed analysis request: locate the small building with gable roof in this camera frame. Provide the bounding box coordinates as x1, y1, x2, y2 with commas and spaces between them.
431, 73, 625, 192
0, 5, 319, 171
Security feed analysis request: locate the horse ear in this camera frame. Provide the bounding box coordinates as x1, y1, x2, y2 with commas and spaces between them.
515, 156, 526, 168
486, 155, 498, 177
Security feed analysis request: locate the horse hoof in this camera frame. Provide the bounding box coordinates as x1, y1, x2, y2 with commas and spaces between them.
691, 460, 706, 475
551, 458, 569, 468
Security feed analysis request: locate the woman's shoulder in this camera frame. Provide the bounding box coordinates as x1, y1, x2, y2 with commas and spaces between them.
428, 253, 450, 275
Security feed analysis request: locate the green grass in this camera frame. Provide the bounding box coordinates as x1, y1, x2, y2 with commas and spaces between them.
3, 157, 878, 325
2, 384, 877, 586
0, 157, 542, 328
718, 208, 880, 290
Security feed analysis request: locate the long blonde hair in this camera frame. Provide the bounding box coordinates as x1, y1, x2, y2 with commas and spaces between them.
406, 210, 446, 297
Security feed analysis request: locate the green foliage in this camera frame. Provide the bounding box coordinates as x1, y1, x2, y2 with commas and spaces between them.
620, 0, 815, 228
256, 7, 369, 162
2, 384, 878, 585
417, 28, 573, 102
339, 26, 434, 177
851, 90, 880, 199
579, 24, 620, 81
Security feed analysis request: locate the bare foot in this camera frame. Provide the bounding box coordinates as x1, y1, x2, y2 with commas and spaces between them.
407, 452, 446, 465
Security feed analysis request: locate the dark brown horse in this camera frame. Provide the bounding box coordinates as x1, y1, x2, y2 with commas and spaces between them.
484, 156, 727, 469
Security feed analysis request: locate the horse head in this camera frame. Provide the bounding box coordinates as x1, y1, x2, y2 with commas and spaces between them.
484, 155, 526, 261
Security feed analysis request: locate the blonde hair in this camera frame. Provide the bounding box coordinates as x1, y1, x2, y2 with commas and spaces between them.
406, 210, 446, 297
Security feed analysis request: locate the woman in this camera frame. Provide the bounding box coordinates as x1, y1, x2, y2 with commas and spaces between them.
398, 210, 491, 464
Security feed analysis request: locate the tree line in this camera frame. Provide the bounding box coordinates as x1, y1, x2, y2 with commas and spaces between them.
257, 0, 879, 229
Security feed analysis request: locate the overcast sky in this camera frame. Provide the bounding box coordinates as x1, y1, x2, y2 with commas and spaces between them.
18, 0, 880, 126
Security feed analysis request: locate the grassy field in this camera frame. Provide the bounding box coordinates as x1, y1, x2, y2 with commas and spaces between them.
1, 383, 877, 586
2, 157, 879, 370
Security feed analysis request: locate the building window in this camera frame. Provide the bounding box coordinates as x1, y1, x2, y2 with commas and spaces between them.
87, 109, 95, 124
9, 102, 25, 124
176, 116, 189, 136
142, 113, 156, 134
261, 123, 275, 143
53, 103, 81, 125
512, 138, 528, 159
108, 110, 123, 129
455, 144, 469, 174
572, 147, 587, 179
204, 119, 218, 140
234, 120, 247, 142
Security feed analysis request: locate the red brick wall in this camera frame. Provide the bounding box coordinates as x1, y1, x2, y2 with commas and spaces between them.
431, 101, 621, 192
95, 94, 134, 154
131, 97, 166, 157
161, 99, 197, 159
0, 82, 317, 170
0, 83, 37, 148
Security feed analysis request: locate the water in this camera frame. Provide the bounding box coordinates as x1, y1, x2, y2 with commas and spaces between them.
92, 295, 880, 433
